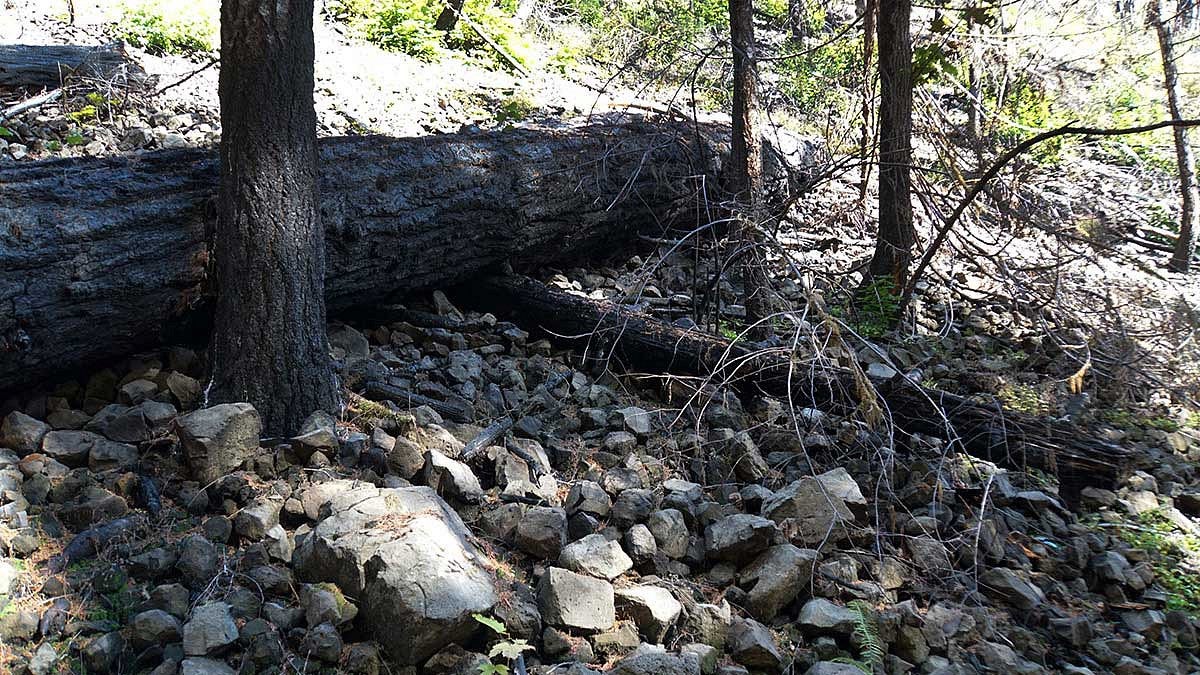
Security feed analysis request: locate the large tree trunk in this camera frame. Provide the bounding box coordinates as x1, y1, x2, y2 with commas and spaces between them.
0, 43, 149, 89
212, 0, 336, 434
0, 121, 722, 397
870, 0, 914, 286
729, 0, 771, 339
1151, 0, 1200, 273
469, 275, 1132, 492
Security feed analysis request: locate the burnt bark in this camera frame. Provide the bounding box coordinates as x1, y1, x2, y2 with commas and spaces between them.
210, 0, 336, 434
729, 0, 771, 339
435, 0, 465, 31
869, 0, 914, 286
0, 121, 722, 396
0, 43, 149, 89
470, 275, 1132, 491
1151, 0, 1199, 273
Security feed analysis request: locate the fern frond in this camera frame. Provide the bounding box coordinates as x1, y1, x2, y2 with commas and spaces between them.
847, 600, 885, 668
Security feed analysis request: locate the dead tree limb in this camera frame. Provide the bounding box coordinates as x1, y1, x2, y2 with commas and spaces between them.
0, 43, 149, 89
469, 275, 1132, 490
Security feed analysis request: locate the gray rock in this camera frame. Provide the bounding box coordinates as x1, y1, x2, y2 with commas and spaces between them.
516, 506, 567, 559
979, 567, 1045, 610
559, 533, 633, 580
538, 566, 615, 632
131, 609, 183, 646
805, 663, 865, 675
234, 498, 281, 541
177, 403, 262, 483
1, 411, 49, 454
176, 534, 220, 590
566, 480, 612, 517
705, 514, 776, 563
625, 524, 658, 561
728, 617, 782, 671
683, 602, 732, 649
27, 641, 58, 675
301, 583, 358, 627
761, 468, 862, 546
423, 449, 483, 503
611, 489, 657, 527
180, 657, 237, 675
183, 601, 239, 655
618, 406, 652, 436
609, 645, 701, 675
739, 544, 818, 621
82, 631, 125, 672
647, 509, 689, 558
798, 598, 858, 635
615, 585, 682, 643
146, 583, 191, 619
294, 485, 497, 665
88, 438, 138, 472
167, 372, 203, 409
41, 430, 100, 466
301, 622, 344, 662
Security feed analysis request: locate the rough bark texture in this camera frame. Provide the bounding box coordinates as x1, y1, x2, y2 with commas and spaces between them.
858, 0, 877, 204
729, 0, 771, 339
0, 43, 149, 89
210, 0, 337, 434
1152, 0, 1200, 273
470, 275, 1132, 492
869, 0, 915, 286
0, 121, 722, 397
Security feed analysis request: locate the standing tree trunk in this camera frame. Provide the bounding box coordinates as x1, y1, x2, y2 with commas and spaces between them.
436, 0, 466, 31
788, 0, 805, 42
1151, 0, 1199, 273
212, 0, 338, 434
729, 0, 771, 338
869, 0, 915, 287
858, 0, 877, 204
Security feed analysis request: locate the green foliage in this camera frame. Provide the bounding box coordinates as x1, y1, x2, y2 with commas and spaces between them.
997, 382, 1044, 415
841, 278, 900, 339
1101, 407, 1185, 432
473, 613, 533, 675
848, 600, 885, 668
115, 0, 217, 56
1111, 509, 1200, 614
328, 0, 530, 68
775, 34, 860, 117
494, 92, 537, 124
89, 585, 138, 626
0, 126, 13, 139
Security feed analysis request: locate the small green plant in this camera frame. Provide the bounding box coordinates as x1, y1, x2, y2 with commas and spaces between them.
0, 126, 13, 139
89, 585, 138, 626
997, 382, 1044, 415
115, 0, 217, 56
838, 278, 900, 339
494, 92, 537, 124
473, 613, 534, 675
1112, 509, 1200, 614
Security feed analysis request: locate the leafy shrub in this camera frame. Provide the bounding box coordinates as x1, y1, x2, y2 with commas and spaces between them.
329, 0, 530, 67
775, 34, 861, 118
115, 0, 217, 56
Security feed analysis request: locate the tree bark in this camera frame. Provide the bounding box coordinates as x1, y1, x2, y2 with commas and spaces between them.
729, 0, 771, 339
0, 43, 149, 89
869, 0, 915, 287
0, 121, 725, 397
1151, 0, 1199, 273
470, 275, 1132, 491
211, 0, 336, 434
436, 0, 466, 31
857, 0, 877, 204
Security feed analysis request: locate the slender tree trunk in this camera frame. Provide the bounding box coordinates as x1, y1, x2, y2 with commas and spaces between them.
858, 0, 877, 204
788, 0, 804, 42
729, 0, 771, 338
1152, 0, 1199, 273
869, 0, 915, 287
436, 0, 465, 31
213, 0, 337, 434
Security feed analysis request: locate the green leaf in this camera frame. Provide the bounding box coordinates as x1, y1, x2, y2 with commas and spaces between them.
478, 664, 509, 675
65, 133, 86, 146
489, 639, 534, 661
472, 613, 508, 636
0, 126, 12, 138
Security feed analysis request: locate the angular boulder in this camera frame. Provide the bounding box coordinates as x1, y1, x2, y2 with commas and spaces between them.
176, 403, 262, 483
294, 485, 498, 664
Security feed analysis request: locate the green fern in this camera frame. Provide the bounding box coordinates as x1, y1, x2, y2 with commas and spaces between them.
848, 600, 885, 669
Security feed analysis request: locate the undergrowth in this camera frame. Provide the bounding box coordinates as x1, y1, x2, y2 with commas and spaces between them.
1111, 509, 1200, 614
114, 0, 217, 56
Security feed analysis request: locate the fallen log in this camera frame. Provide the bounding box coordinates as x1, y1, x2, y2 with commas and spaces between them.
468, 275, 1132, 490
0, 43, 150, 89
0, 120, 724, 395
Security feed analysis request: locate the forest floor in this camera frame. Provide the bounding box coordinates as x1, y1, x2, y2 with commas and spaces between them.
2, 2, 1200, 675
